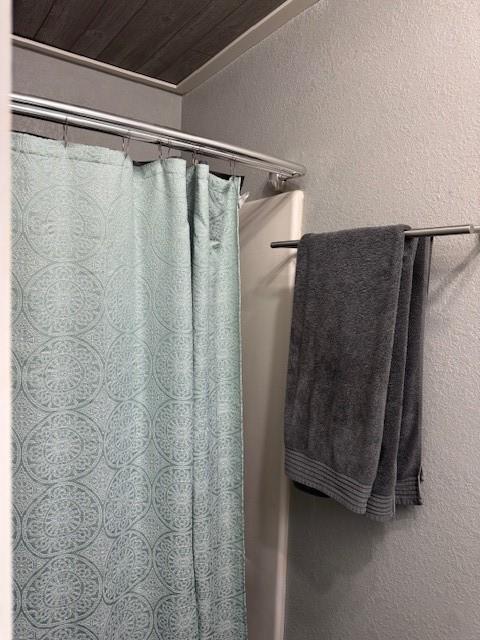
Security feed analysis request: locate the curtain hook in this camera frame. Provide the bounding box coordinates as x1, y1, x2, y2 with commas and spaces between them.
167, 138, 173, 158
192, 147, 198, 165
122, 130, 130, 158
230, 157, 237, 180
63, 117, 68, 148
230, 157, 240, 209
158, 141, 164, 161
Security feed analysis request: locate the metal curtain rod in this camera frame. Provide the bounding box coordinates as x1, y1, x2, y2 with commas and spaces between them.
271, 224, 480, 248
10, 93, 306, 181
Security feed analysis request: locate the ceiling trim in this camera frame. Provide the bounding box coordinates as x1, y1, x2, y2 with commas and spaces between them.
176, 0, 320, 94
12, 0, 319, 96
12, 35, 181, 94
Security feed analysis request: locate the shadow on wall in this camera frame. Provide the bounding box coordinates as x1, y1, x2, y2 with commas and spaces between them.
288, 488, 386, 591
428, 239, 480, 308
284, 487, 421, 637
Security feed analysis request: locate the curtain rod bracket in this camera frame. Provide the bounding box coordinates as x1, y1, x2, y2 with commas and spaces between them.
269, 172, 288, 192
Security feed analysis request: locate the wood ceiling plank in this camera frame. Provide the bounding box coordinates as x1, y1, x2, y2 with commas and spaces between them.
34, 0, 105, 51
194, 0, 286, 57
96, 0, 211, 71
137, 0, 244, 78
13, 0, 56, 39
71, 0, 146, 58
159, 50, 211, 85
156, 0, 285, 83
14, 0, 300, 86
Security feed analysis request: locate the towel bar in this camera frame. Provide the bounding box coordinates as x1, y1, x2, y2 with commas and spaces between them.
271, 224, 480, 248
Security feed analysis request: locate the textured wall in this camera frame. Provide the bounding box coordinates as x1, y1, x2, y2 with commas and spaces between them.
12, 46, 182, 160
183, 1, 480, 638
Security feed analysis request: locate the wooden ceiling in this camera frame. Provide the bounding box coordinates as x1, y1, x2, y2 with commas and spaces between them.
13, 0, 287, 85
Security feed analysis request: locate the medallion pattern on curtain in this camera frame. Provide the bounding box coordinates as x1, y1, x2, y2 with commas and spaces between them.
11, 132, 246, 640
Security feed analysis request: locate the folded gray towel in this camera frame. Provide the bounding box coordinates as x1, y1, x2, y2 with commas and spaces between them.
284, 226, 431, 521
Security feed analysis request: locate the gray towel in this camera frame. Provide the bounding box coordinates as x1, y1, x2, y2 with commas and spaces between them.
284, 226, 432, 521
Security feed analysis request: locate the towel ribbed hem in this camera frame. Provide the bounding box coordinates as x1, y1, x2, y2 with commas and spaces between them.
395, 477, 422, 506
365, 493, 395, 521
285, 448, 401, 521
285, 448, 371, 515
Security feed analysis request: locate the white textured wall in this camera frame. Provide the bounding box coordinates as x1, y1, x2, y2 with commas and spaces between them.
183, 2, 480, 639
13, 46, 182, 160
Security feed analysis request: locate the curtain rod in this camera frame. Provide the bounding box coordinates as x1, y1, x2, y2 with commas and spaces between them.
10, 93, 306, 181
271, 224, 480, 248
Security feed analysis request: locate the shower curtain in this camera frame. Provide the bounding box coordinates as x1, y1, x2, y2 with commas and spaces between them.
11, 132, 246, 640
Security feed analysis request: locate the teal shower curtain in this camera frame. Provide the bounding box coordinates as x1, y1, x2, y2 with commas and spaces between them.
11, 132, 246, 640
